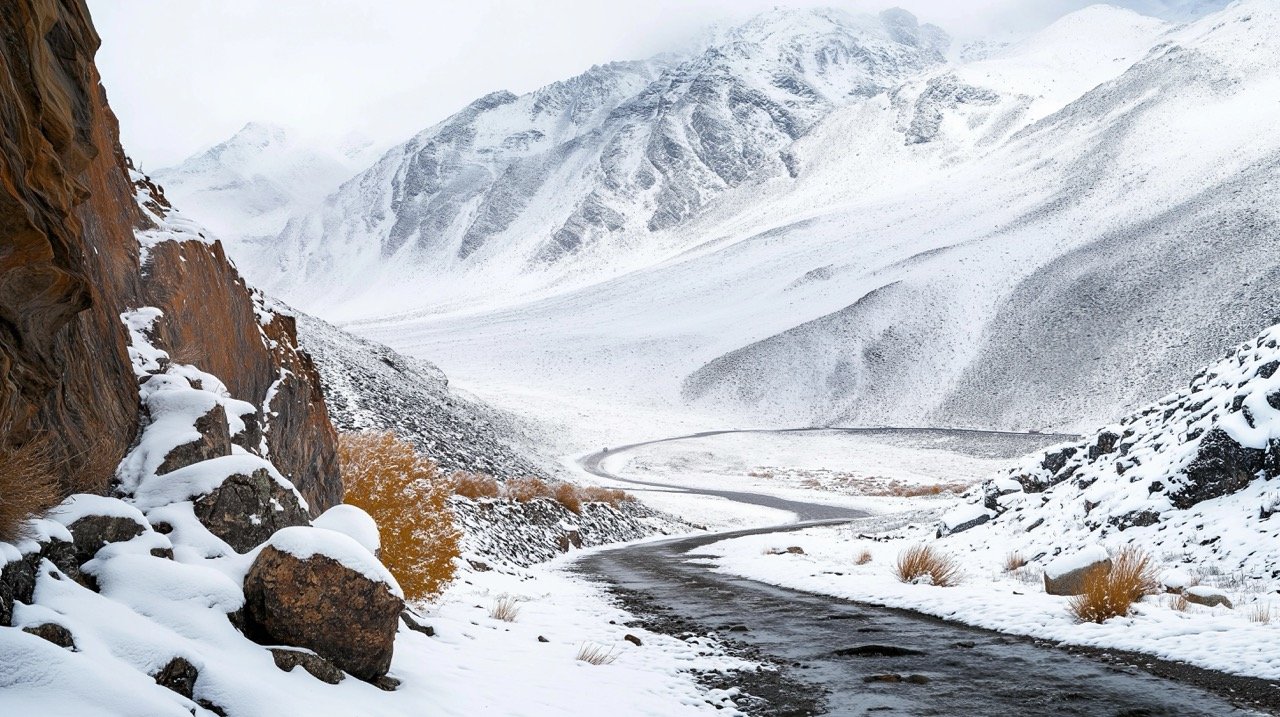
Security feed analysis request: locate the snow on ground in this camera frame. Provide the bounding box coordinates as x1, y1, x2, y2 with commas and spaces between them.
697, 518, 1280, 681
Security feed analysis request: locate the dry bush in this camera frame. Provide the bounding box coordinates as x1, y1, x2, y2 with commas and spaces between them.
1069, 547, 1160, 623
578, 485, 633, 508
855, 549, 873, 566
1004, 551, 1028, 573
1169, 593, 1190, 612
340, 431, 461, 602
452, 471, 501, 500
503, 476, 554, 503
894, 544, 961, 587
575, 642, 618, 665
863, 481, 972, 497
65, 436, 121, 495
1249, 604, 1272, 624
0, 438, 62, 542
553, 482, 583, 514
490, 596, 520, 622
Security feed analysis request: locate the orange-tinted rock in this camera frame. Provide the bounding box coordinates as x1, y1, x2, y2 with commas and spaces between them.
0, 0, 341, 511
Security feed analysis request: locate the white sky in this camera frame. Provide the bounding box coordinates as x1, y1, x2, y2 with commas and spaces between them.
88, 0, 1227, 169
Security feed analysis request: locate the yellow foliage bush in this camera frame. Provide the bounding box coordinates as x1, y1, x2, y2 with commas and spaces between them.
339, 431, 461, 601
502, 476, 554, 503
452, 471, 501, 500
1069, 546, 1160, 623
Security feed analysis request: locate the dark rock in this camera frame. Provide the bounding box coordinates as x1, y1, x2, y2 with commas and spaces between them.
230, 409, 263, 455
1, 558, 37, 624
729, 625, 750, 633
1088, 432, 1120, 460
22, 622, 76, 650
243, 543, 403, 682
192, 469, 309, 552
467, 559, 491, 572
905, 674, 931, 684
537, 635, 550, 643
196, 699, 229, 717
1109, 510, 1161, 531
1041, 447, 1078, 477
269, 647, 344, 685
785, 546, 805, 555
624, 634, 642, 646
1184, 590, 1233, 609
400, 611, 435, 637
1174, 428, 1266, 509
863, 674, 903, 683
150, 547, 174, 560
152, 656, 198, 698
373, 675, 401, 692
1044, 558, 1111, 597
833, 645, 926, 658
66, 513, 146, 564
556, 529, 583, 552
156, 403, 232, 475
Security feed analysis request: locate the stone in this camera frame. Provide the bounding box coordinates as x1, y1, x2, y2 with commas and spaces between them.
1184, 587, 1233, 609
156, 404, 232, 475
66, 513, 146, 564
785, 546, 806, 555
373, 675, 401, 692
191, 469, 309, 552
624, 634, 642, 646
1043, 552, 1111, 597
556, 529, 583, 552
243, 544, 403, 682
833, 645, 926, 658
152, 656, 198, 699
22, 622, 76, 650
537, 635, 550, 643
400, 611, 435, 637
1, 557, 36, 624
269, 648, 344, 685
1174, 429, 1266, 510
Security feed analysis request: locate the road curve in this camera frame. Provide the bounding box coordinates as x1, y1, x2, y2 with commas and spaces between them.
573, 428, 1278, 716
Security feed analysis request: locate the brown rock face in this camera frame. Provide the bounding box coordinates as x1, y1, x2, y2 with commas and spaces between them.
0, 0, 341, 511
156, 403, 232, 476
191, 469, 309, 552
243, 545, 403, 681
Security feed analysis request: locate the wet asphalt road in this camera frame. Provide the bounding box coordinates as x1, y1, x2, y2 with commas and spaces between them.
572, 428, 1276, 717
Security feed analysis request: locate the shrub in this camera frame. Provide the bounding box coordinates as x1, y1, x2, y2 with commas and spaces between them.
490, 596, 520, 622
339, 431, 461, 602
1248, 603, 1272, 624
1169, 593, 1190, 612
855, 549, 873, 565
1003, 551, 1028, 573
452, 472, 500, 500
1069, 546, 1159, 623
553, 482, 583, 514
579, 486, 633, 508
575, 642, 618, 665
503, 476, 554, 503
894, 544, 961, 587
0, 437, 62, 542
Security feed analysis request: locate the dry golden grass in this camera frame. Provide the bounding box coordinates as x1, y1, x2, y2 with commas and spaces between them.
894, 544, 961, 587
490, 596, 520, 622
575, 642, 618, 665
340, 431, 461, 602
0, 437, 64, 542
65, 436, 121, 496
553, 482, 584, 514
855, 549, 873, 566
452, 471, 501, 500
1169, 593, 1190, 612
578, 485, 633, 508
1248, 604, 1272, 624
502, 476, 555, 503
1069, 547, 1160, 623
863, 481, 972, 497
1003, 551, 1028, 573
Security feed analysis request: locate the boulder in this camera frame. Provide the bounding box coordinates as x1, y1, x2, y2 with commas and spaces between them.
556, 529, 583, 553
937, 504, 991, 538
152, 656, 198, 698
269, 648, 344, 685
156, 404, 232, 475
1174, 429, 1266, 509
1043, 546, 1111, 596
22, 622, 76, 650
1184, 586, 1233, 609
400, 611, 435, 637
65, 514, 147, 565
192, 469, 310, 552
242, 528, 403, 681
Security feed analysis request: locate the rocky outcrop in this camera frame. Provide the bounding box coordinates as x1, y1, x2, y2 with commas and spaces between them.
190, 468, 310, 552
242, 533, 403, 682
0, 0, 341, 512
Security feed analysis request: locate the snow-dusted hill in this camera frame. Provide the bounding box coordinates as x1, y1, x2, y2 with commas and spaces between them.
152, 122, 374, 250
194, 3, 1279, 438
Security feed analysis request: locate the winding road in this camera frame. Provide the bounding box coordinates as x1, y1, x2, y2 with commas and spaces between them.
572, 429, 1280, 717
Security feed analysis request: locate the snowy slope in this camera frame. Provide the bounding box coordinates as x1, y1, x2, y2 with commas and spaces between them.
153, 122, 374, 249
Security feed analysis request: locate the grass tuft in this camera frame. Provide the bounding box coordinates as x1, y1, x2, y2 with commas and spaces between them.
894, 544, 961, 587
576, 642, 618, 665
855, 549, 873, 566
1248, 603, 1272, 624
1069, 546, 1160, 623
0, 437, 63, 542
1003, 551, 1028, 573
490, 596, 520, 622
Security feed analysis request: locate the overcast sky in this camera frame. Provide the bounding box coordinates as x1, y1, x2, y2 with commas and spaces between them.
88, 0, 1227, 169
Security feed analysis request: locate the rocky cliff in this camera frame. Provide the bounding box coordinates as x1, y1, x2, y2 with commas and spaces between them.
0, 0, 339, 511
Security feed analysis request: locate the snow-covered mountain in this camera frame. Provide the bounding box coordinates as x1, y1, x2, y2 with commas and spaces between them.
152, 122, 375, 248
201, 3, 1280, 437
247, 8, 950, 312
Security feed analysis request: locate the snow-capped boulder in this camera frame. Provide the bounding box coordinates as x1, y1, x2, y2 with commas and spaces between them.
188, 464, 311, 553
1043, 545, 1110, 596
49, 495, 150, 565
937, 504, 991, 537
241, 527, 403, 682
1184, 586, 1233, 609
